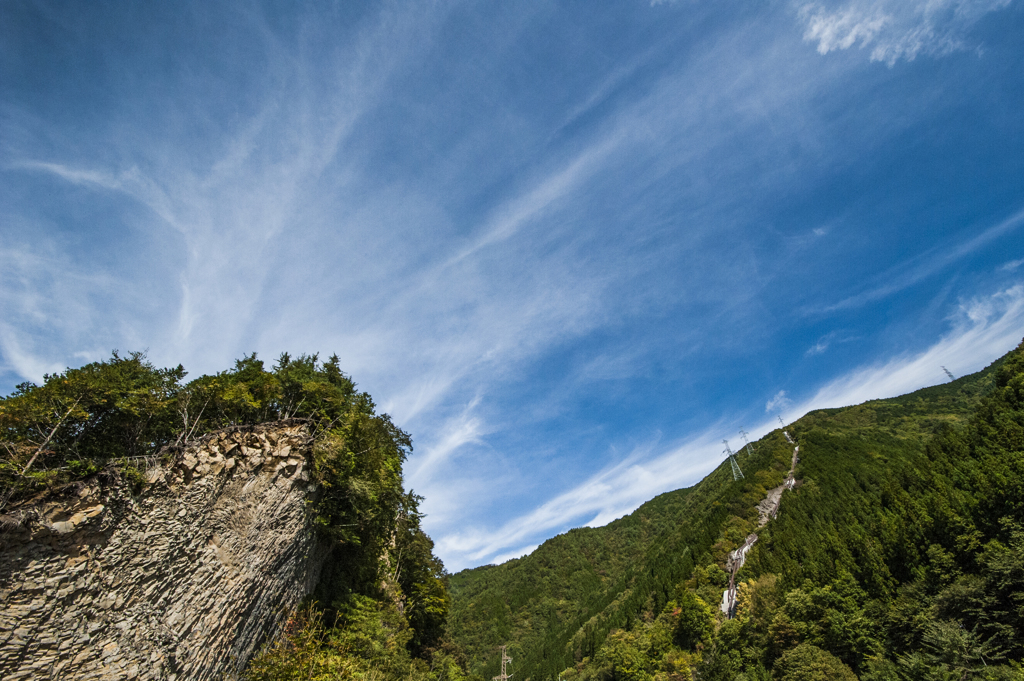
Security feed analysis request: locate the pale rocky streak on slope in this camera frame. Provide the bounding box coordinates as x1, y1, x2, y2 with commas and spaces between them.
721, 437, 800, 617
0, 420, 329, 681
756, 443, 799, 528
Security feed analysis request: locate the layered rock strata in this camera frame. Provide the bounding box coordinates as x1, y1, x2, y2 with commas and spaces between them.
0, 420, 328, 681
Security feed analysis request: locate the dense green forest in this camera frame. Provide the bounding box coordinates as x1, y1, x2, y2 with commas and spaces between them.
449, 341, 1024, 681
0, 352, 467, 681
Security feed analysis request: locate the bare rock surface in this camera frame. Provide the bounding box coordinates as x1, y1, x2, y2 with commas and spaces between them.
756, 445, 799, 527
722, 441, 800, 616
0, 420, 329, 680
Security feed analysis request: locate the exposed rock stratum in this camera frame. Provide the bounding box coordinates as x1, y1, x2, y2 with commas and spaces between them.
0, 420, 329, 680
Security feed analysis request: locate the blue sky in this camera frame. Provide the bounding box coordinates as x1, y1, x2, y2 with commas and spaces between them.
2, 0, 1023, 570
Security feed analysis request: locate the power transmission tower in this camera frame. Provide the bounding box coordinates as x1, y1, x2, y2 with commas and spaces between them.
941, 366, 955, 381
739, 429, 755, 457
723, 440, 744, 480
493, 646, 512, 681
778, 415, 795, 444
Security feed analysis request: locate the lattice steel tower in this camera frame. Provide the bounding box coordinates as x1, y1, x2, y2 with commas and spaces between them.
739, 429, 755, 457
493, 646, 512, 681
723, 439, 744, 480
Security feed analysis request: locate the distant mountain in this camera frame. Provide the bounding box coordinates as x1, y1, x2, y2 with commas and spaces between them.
449, 340, 1023, 681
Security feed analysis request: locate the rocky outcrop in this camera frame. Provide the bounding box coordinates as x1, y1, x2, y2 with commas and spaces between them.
0, 420, 329, 680
721, 437, 800, 617
756, 445, 799, 527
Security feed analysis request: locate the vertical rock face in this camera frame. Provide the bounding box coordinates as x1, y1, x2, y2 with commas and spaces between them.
0, 420, 330, 681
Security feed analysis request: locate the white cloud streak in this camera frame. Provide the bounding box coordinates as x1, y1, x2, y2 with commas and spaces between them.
806, 340, 829, 355
444, 138, 622, 270
0, 241, 133, 383
4, 4, 446, 385
408, 396, 486, 482
785, 284, 1024, 418
436, 432, 724, 565
798, 0, 1014, 64
765, 390, 793, 412
819, 206, 1024, 313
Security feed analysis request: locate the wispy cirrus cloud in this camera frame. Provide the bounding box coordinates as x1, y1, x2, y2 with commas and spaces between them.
436, 431, 723, 565
798, 0, 1014, 64
444, 137, 623, 269
14, 160, 180, 229
441, 283, 1024, 568
805, 331, 859, 356
765, 390, 793, 412
4, 8, 441, 371
3, 0, 1022, 575
409, 396, 486, 480
785, 284, 1024, 418
0, 239, 140, 382
815, 207, 1024, 314
806, 339, 830, 355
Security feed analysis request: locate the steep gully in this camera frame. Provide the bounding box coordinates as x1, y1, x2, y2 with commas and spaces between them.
720, 432, 799, 617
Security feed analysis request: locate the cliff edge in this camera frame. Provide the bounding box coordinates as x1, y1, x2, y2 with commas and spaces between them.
0, 420, 328, 681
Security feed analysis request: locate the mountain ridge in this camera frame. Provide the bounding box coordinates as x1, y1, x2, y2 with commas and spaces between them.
448, 343, 1021, 680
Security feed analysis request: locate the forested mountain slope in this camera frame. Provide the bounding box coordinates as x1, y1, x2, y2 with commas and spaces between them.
449, 484, 700, 673
449, 341, 1023, 681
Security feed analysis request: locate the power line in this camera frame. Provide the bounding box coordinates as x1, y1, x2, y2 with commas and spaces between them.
941, 366, 955, 381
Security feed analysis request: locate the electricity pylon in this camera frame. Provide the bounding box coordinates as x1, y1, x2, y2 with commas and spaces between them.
723, 439, 744, 480
778, 415, 795, 444
739, 429, 755, 457
493, 646, 512, 681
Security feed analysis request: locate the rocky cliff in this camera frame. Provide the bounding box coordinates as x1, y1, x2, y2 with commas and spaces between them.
0, 420, 329, 680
